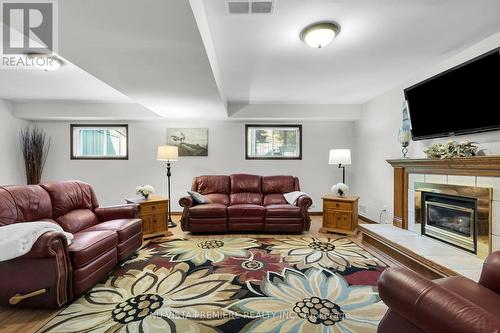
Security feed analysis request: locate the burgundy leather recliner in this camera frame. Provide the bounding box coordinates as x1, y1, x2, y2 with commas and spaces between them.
0, 181, 143, 308
180, 174, 312, 233
377, 251, 500, 333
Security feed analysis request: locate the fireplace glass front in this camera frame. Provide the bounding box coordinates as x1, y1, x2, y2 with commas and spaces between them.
422, 193, 476, 253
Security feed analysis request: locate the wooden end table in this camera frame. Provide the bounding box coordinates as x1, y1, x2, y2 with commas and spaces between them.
320, 195, 359, 235
126, 195, 173, 239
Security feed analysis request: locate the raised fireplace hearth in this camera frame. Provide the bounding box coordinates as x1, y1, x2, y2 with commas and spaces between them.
415, 182, 491, 259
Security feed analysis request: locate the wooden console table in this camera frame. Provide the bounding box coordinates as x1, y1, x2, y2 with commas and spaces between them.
126, 196, 173, 239
320, 195, 359, 235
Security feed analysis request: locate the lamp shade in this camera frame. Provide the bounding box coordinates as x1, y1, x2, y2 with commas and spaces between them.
329, 149, 351, 165
157, 145, 178, 161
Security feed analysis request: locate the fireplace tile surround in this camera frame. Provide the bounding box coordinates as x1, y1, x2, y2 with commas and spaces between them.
408, 174, 500, 254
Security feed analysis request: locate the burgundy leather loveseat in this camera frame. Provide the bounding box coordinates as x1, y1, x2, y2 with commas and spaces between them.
377, 251, 500, 333
0, 181, 142, 308
180, 174, 312, 233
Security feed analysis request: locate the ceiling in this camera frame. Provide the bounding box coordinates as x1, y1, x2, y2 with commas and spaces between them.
56, 0, 227, 119
0, 23, 130, 103
201, 0, 500, 104
1, 0, 500, 119
0, 58, 131, 103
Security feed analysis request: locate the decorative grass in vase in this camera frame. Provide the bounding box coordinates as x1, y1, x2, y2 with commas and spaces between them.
20, 125, 51, 185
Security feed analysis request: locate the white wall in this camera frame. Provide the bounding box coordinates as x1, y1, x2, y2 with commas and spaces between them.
37, 120, 354, 211
352, 31, 500, 223
0, 99, 26, 186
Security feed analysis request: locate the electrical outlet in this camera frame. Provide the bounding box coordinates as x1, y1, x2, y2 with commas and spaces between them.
310, 204, 316, 209
380, 207, 389, 224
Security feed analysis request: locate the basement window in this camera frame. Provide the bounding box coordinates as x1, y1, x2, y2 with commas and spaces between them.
246, 124, 302, 160
71, 125, 128, 160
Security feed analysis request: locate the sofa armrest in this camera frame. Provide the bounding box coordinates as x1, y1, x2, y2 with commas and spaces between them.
479, 251, 500, 295
21, 231, 69, 259
296, 195, 312, 209
179, 196, 195, 208
378, 267, 500, 333
94, 204, 140, 222
0, 231, 71, 307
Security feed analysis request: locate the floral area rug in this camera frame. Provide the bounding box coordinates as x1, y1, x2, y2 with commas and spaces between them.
39, 237, 388, 333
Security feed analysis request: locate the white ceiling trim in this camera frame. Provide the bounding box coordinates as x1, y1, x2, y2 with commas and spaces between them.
228, 103, 362, 121
13, 102, 161, 121
189, 0, 228, 113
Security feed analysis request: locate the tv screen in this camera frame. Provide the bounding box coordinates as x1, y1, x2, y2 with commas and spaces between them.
405, 48, 500, 141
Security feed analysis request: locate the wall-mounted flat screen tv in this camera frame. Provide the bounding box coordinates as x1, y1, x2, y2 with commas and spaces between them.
405, 48, 500, 141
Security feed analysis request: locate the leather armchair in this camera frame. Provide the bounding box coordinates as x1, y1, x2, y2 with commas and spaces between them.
377, 251, 500, 333
0, 181, 143, 308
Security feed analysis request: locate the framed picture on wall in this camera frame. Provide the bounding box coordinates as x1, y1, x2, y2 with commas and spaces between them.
167, 128, 208, 156
245, 124, 302, 160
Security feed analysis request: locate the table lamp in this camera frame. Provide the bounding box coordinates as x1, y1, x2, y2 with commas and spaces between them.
329, 149, 351, 184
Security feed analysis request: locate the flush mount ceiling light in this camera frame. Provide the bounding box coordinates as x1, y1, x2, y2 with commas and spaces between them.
300, 22, 340, 48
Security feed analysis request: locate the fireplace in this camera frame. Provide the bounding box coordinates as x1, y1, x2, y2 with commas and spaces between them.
415, 182, 492, 259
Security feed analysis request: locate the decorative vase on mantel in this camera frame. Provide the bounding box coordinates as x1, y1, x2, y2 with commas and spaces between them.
398, 101, 411, 158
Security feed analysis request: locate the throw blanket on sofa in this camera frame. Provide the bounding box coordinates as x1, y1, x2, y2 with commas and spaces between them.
0, 222, 73, 262
283, 191, 309, 205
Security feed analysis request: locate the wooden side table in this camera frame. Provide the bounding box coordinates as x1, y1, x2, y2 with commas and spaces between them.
320, 195, 359, 235
126, 195, 173, 239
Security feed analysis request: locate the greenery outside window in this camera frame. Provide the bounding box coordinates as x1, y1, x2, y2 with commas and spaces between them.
246, 124, 302, 160
71, 124, 128, 160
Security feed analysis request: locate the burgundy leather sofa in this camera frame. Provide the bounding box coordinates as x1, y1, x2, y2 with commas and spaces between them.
180, 174, 312, 233
377, 251, 500, 333
0, 181, 142, 308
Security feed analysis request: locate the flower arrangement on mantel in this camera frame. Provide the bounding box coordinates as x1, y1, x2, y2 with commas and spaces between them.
424, 140, 478, 159
331, 183, 349, 197
136, 185, 155, 200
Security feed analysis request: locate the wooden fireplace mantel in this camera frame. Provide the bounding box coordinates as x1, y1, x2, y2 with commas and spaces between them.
387, 156, 500, 229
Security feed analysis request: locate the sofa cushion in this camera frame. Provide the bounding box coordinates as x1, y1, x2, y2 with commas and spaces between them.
69, 230, 118, 268
87, 219, 142, 244
227, 204, 265, 218
229, 174, 262, 205
204, 194, 229, 205
230, 193, 262, 205
262, 175, 296, 194
187, 191, 212, 204
230, 174, 262, 193
265, 204, 302, 218
56, 209, 100, 234
0, 185, 53, 225
189, 203, 227, 218
263, 193, 287, 206
41, 181, 99, 218
193, 176, 230, 195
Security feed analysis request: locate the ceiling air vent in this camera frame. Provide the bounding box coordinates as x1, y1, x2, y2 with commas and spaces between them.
227, 1, 274, 15
251, 2, 273, 14
228, 2, 250, 14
